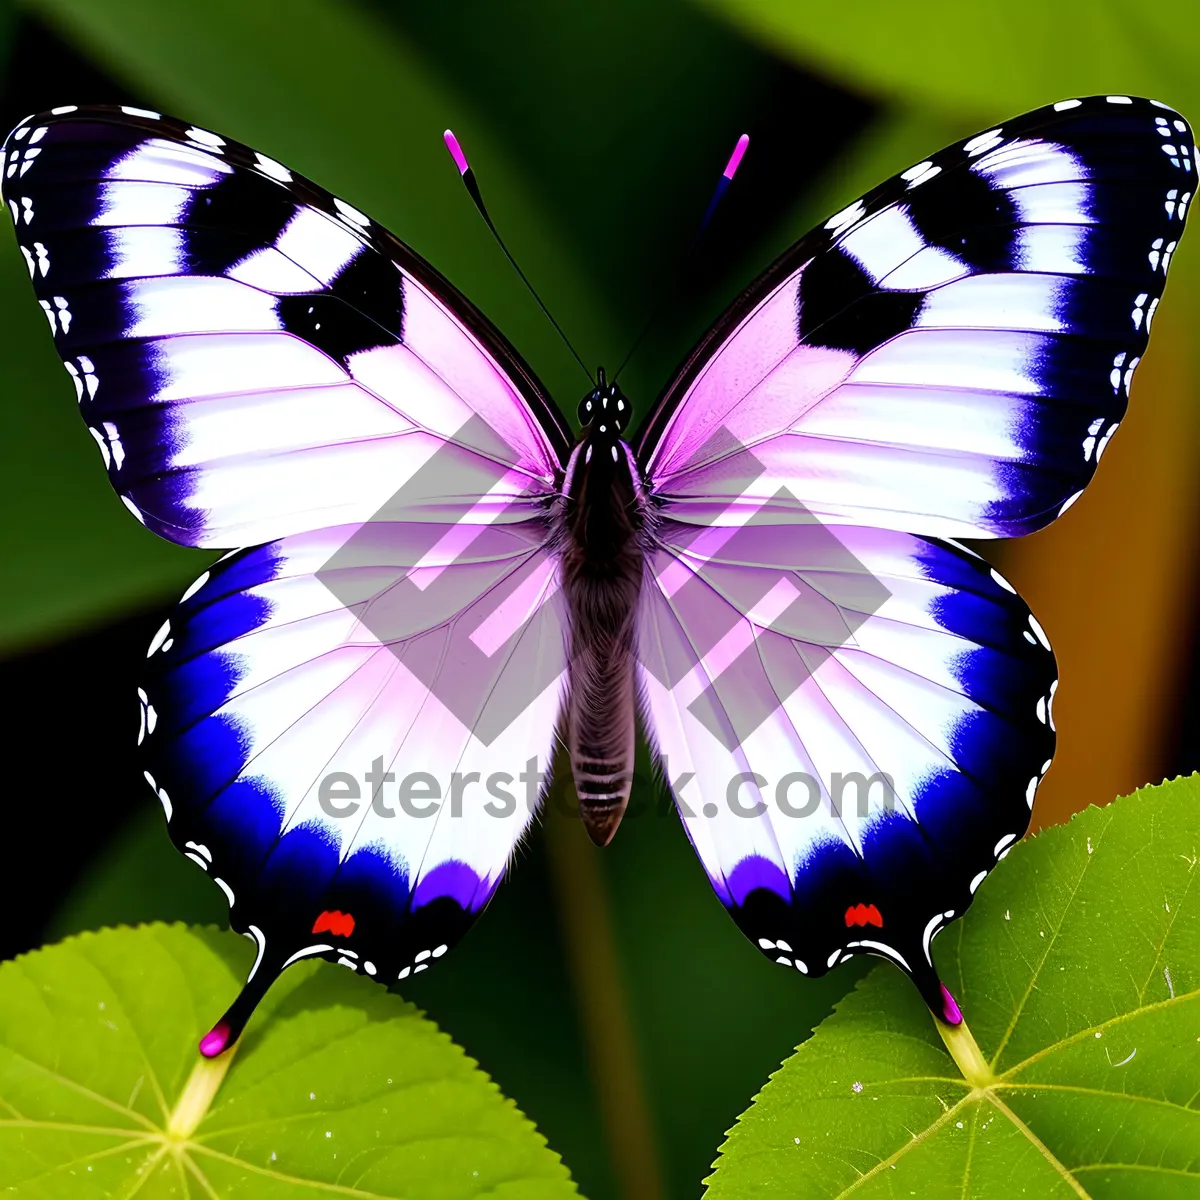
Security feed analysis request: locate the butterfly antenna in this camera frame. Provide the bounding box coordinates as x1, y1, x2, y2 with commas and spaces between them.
612, 133, 749, 385
444, 129, 593, 384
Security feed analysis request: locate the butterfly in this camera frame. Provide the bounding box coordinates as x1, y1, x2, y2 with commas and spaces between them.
3, 96, 1191, 1055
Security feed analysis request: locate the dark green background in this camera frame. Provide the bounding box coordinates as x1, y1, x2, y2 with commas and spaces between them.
2, 2, 1199, 1197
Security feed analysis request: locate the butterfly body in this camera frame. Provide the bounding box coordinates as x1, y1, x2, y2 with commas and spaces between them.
562, 369, 644, 844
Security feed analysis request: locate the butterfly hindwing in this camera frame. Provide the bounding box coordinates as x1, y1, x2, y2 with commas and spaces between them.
636, 521, 1054, 1010
641, 96, 1194, 540
2, 106, 571, 548
141, 513, 567, 1044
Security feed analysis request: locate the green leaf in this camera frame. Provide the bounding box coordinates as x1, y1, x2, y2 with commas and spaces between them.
0, 923, 579, 1198
705, 775, 1200, 1198
696, 0, 1200, 122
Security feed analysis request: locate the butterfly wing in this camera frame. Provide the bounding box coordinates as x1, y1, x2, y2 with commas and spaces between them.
636, 96, 1192, 1015
143, 519, 566, 1050
640, 96, 1193, 539
3, 107, 572, 1048
2, 106, 570, 547
636, 518, 1053, 1014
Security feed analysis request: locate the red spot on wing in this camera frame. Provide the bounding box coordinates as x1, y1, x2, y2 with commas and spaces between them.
312, 909, 356, 938
844, 903, 883, 928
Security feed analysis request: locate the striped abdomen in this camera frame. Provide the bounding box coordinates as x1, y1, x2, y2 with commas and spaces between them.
561, 435, 644, 846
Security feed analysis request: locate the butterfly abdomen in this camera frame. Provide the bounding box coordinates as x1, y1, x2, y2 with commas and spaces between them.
562, 429, 645, 846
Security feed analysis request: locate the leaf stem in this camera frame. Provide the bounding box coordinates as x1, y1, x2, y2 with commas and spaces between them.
543, 779, 665, 1200
934, 1017, 994, 1089
167, 1045, 238, 1140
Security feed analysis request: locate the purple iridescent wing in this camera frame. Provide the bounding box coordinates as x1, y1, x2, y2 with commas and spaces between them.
640, 96, 1193, 539
2, 106, 572, 1048
636, 522, 1054, 1013
635, 96, 1192, 1017
1, 105, 570, 546
142, 520, 566, 1049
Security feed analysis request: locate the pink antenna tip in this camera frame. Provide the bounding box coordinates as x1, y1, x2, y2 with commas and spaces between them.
723, 133, 750, 181
443, 129, 469, 176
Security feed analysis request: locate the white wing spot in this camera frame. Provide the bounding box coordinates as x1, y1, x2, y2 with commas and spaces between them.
994, 832, 1018, 858
900, 160, 941, 188
185, 126, 225, 149
825, 200, 865, 233
963, 129, 1004, 156
1058, 489, 1083, 517
989, 568, 1016, 594
1131, 291, 1149, 330
147, 620, 171, 656
181, 570, 211, 602
1027, 614, 1051, 651
254, 152, 292, 183
333, 196, 370, 227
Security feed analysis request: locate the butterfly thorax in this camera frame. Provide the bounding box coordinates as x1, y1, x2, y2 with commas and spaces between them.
560, 369, 645, 846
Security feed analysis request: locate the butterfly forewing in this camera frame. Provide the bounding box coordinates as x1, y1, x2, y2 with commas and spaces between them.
636, 95, 1192, 1017
641, 97, 1194, 540
2, 107, 570, 548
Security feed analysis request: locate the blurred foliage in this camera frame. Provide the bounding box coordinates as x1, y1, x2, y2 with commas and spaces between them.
4, 1, 1200, 1198
707, 776, 1200, 1197
697, 0, 1200, 120
0, 924, 578, 1197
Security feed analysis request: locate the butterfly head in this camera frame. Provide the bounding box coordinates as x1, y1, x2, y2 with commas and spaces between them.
578, 366, 631, 441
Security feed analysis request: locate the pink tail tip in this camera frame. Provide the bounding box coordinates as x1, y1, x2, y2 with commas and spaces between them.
940, 984, 963, 1025
723, 133, 750, 181
199, 1022, 232, 1058
443, 129, 469, 175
